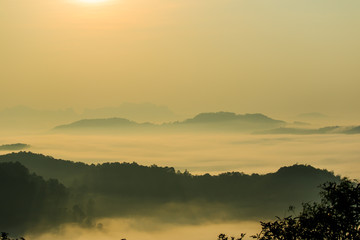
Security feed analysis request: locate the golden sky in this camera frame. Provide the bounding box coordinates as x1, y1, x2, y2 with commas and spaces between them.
1, 0, 360, 117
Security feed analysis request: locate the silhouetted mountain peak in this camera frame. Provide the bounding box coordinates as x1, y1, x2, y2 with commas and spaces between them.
275, 164, 334, 177
54, 117, 137, 129
184, 112, 237, 123
182, 112, 284, 124
52, 111, 286, 132
0, 143, 30, 151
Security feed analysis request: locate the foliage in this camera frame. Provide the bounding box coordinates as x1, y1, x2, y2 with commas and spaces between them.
0, 162, 70, 234
218, 233, 246, 240
0, 232, 24, 240
225, 178, 360, 240
0, 152, 339, 219
0, 152, 345, 237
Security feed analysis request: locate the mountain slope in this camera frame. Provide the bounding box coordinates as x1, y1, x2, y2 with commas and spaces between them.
53, 111, 285, 133
0, 152, 340, 220
0, 161, 69, 235
181, 112, 283, 124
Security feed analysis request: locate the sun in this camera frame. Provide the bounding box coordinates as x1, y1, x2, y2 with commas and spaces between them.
78, 0, 108, 3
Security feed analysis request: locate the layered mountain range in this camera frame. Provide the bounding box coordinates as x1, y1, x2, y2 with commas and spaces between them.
53, 111, 360, 135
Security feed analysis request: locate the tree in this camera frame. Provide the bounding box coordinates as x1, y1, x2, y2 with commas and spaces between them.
252, 178, 360, 239
222, 178, 360, 240
0, 232, 25, 240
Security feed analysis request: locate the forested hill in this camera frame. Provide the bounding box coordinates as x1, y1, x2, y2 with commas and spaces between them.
0, 152, 339, 221
0, 162, 69, 235
0, 151, 89, 185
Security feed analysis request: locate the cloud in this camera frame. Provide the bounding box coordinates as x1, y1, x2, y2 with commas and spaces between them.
30, 217, 261, 240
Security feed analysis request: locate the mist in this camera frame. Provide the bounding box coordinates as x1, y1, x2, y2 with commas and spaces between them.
30, 218, 261, 240
1, 133, 359, 179
1, 131, 359, 239
2, 0, 360, 238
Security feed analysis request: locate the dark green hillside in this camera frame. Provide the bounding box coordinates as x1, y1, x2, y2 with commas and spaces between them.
0, 152, 339, 221
0, 152, 88, 186
0, 162, 69, 235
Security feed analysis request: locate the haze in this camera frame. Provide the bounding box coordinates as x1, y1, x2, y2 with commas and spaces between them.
1, 0, 360, 118
1, 0, 360, 239
1, 133, 360, 179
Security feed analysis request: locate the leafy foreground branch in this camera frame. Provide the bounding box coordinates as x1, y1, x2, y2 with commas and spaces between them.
0, 232, 24, 240
220, 178, 360, 240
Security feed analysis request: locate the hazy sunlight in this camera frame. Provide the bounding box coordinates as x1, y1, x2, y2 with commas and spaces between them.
77, 0, 109, 4
2, 0, 360, 239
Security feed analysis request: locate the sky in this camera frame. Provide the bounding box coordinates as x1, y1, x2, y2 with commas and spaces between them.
1, 0, 360, 118
1, 2, 360, 237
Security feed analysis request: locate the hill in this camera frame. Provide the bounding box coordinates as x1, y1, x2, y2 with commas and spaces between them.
53, 117, 158, 133
258, 125, 360, 135
0, 162, 69, 235
343, 126, 360, 134
53, 111, 285, 133
0, 152, 339, 222
55, 117, 142, 129
0, 143, 30, 151
181, 112, 281, 124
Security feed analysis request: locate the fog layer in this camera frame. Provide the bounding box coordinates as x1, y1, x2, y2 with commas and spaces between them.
1, 133, 359, 178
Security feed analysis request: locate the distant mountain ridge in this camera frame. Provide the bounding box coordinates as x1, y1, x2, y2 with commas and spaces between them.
344, 126, 360, 134
0, 143, 30, 151
180, 112, 283, 124
53, 111, 285, 133
258, 125, 360, 135
55, 117, 138, 129
0, 103, 178, 131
